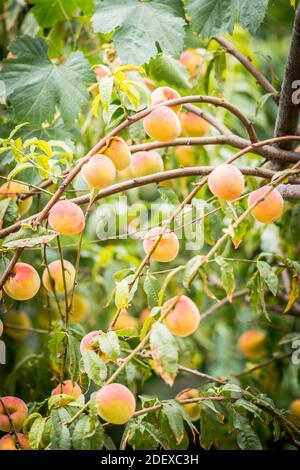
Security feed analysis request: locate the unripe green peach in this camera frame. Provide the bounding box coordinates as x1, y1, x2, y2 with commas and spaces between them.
289, 399, 300, 419
238, 330, 266, 359
0, 433, 30, 450
97, 383, 136, 424
130, 151, 164, 178
180, 112, 210, 137
208, 164, 245, 201
248, 186, 284, 224
51, 380, 82, 398
113, 314, 138, 332
3, 311, 31, 340
180, 49, 202, 76
151, 86, 181, 115
82, 154, 116, 189
42, 259, 75, 294
143, 227, 179, 263
163, 295, 200, 337
103, 137, 131, 171
4, 262, 40, 301
48, 200, 85, 235
144, 106, 181, 142
0, 182, 32, 216
174, 145, 197, 167
0, 396, 28, 432
177, 388, 201, 421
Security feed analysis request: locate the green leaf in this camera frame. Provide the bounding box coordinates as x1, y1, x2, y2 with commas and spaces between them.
143, 275, 160, 309
3, 226, 58, 249
72, 415, 104, 450
99, 76, 114, 112
115, 278, 130, 309
97, 331, 120, 361
31, 0, 77, 27
257, 260, 278, 296
187, 0, 235, 37
50, 408, 71, 450
235, 0, 269, 34
81, 350, 107, 386
92, 0, 185, 65
150, 323, 178, 386
48, 327, 66, 368
183, 255, 202, 288
149, 53, 191, 89
66, 334, 81, 383
216, 256, 235, 302
1, 36, 95, 126
158, 186, 179, 205
28, 416, 45, 450
233, 413, 263, 450
161, 402, 185, 444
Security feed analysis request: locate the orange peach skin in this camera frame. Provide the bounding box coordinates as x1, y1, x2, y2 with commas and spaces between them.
97, 383, 136, 424
208, 164, 245, 201
248, 186, 284, 223
82, 154, 116, 189
143, 106, 181, 142
180, 112, 210, 137
0, 396, 28, 432
0, 433, 30, 450
48, 200, 85, 235
180, 49, 202, 76
130, 151, 164, 178
51, 380, 82, 398
163, 295, 200, 337
42, 259, 75, 294
177, 388, 200, 421
175, 146, 197, 167
113, 314, 138, 331
0, 182, 32, 216
143, 227, 179, 263
289, 399, 300, 418
4, 262, 40, 301
151, 86, 181, 115
238, 330, 266, 359
103, 137, 131, 171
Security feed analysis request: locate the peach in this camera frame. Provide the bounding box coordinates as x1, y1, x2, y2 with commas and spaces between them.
3, 311, 31, 340
103, 137, 131, 171
4, 262, 40, 301
248, 186, 284, 224
140, 308, 150, 324
82, 154, 116, 189
238, 330, 266, 359
95, 64, 110, 79
143, 227, 179, 263
163, 295, 200, 337
208, 164, 245, 201
49, 293, 89, 324
151, 86, 181, 114
180, 49, 202, 76
117, 167, 132, 182
130, 151, 164, 178
51, 380, 82, 398
97, 383, 136, 424
48, 200, 85, 235
0, 182, 32, 215
80, 330, 110, 362
0, 433, 30, 450
113, 314, 138, 332
180, 112, 210, 137
143, 106, 181, 142
177, 388, 200, 421
0, 396, 28, 432
289, 399, 300, 419
42, 259, 75, 294
174, 145, 197, 167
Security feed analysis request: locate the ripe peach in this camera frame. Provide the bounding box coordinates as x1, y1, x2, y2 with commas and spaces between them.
248, 186, 284, 224
177, 388, 200, 421
80, 330, 110, 362
180, 112, 210, 137
103, 137, 131, 171
51, 380, 82, 398
3, 311, 31, 340
48, 200, 85, 235
42, 259, 75, 294
208, 164, 245, 201
174, 145, 197, 167
163, 295, 200, 337
151, 86, 181, 115
130, 151, 164, 178
143, 227, 179, 263
0, 396, 28, 432
143, 106, 181, 142
82, 154, 116, 190
180, 49, 202, 76
97, 383, 136, 424
4, 262, 40, 301
0, 433, 30, 450
113, 314, 138, 332
0, 182, 32, 216
289, 399, 300, 419
238, 330, 266, 359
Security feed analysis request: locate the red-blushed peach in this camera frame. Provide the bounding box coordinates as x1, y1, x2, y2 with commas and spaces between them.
82, 154, 116, 189
140, 308, 150, 324
4, 262, 40, 301
151, 86, 181, 115
248, 186, 284, 224
180, 112, 210, 137
208, 164, 245, 201
112, 314, 138, 332
163, 295, 200, 337
130, 151, 164, 178
3, 311, 31, 340
143, 106, 181, 142
174, 145, 197, 167
289, 399, 300, 419
42, 259, 75, 294
51, 380, 82, 398
80, 330, 111, 362
238, 330, 266, 359
0, 396, 28, 432
48, 200, 85, 235
177, 388, 201, 421
180, 49, 202, 76
103, 137, 131, 171
143, 227, 179, 263
97, 383, 136, 424
0, 182, 32, 216
0, 433, 30, 450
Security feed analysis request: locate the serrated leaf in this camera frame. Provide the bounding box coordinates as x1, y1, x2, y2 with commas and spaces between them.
3, 226, 58, 249
143, 275, 160, 309
233, 413, 262, 450
257, 260, 278, 296
31, 0, 77, 28
216, 256, 235, 302
28, 416, 45, 450
72, 415, 104, 450
81, 350, 107, 385
161, 401, 185, 444
50, 408, 71, 450
235, 0, 269, 34
66, 334, 81, 383
187, 0, 235, 37
150, 323, 178, 386
150, 53, 191, 89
